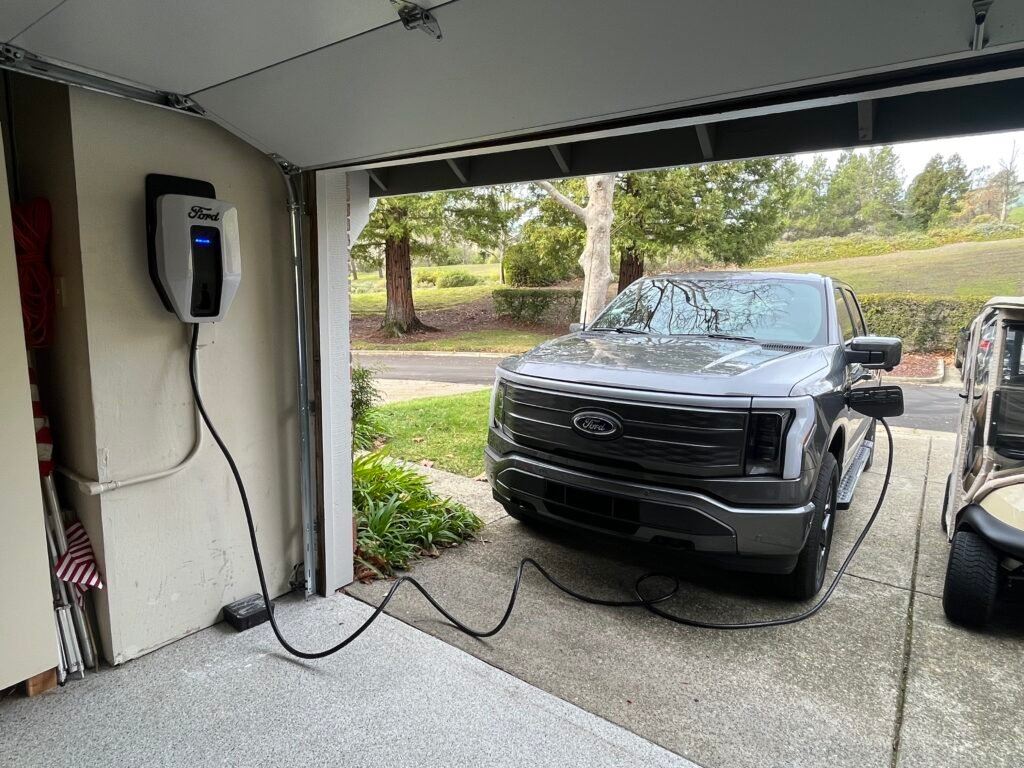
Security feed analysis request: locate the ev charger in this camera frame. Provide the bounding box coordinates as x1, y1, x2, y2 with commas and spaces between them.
146, 174, 240, 323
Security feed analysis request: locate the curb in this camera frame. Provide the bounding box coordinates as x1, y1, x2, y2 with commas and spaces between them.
886, 359, 946, 386
353, 349, 510, 359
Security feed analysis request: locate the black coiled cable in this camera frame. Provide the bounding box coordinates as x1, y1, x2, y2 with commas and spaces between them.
189, 325, 894, 657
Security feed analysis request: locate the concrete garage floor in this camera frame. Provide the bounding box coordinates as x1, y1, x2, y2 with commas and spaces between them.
1, 593, 695, 768
348, 427, 1024, 768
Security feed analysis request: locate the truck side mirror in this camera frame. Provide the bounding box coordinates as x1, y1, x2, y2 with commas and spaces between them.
846, 336, 902, 371
569, 322, 584, 333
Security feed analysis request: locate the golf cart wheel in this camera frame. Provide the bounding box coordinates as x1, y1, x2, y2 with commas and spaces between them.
943, 530, 1000, 627
785, 452, 839, 600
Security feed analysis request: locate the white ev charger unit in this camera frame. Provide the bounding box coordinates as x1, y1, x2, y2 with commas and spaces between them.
146, 174, 240, 323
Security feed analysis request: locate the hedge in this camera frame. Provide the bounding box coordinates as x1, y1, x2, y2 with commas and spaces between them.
755, 223, 1024, 267
859, 293, 987, 352
493, 287, 582, 325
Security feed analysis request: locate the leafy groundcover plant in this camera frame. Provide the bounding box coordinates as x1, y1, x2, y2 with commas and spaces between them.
352, 451, 483, 580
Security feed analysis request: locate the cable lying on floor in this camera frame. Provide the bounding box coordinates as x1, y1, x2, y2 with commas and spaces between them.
189, 325, 895, 657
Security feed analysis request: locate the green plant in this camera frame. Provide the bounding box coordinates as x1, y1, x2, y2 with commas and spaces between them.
503, 240, 583, 287
859, 293, 988, 352
352, 451, 482, 577
492, 287, 582, 325
435, 270, 481, 288
352, 364, 385, 450
415, 270, 439, 287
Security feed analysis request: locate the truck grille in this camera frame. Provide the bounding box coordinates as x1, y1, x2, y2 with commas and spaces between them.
500, 382, 748, 477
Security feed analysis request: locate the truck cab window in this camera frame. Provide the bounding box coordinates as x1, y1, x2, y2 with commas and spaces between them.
833, 288, 856, 342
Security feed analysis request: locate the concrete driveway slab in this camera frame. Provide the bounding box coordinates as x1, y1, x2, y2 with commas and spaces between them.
348, 427, 1021, 768
895, 594, 1024, 768
350, 513, 911, 768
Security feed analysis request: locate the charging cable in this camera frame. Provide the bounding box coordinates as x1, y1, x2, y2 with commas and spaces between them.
189, 325, 894, 657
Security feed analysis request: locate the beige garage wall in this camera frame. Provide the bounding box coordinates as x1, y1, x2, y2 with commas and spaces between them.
11, 77, 302, 665
0, 117, 59, 689
69, 88, 301, 663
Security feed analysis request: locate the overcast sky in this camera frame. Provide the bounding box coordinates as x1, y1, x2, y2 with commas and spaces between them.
797, 129, 1024, 186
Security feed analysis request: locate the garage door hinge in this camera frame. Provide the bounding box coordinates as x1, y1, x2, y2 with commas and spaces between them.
390, 1, 443, 40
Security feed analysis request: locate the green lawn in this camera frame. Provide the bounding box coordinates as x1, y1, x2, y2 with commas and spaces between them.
376, 389, 491, 477
351, 262, 501, 293
764, 239, 1024, 296
354, 328, 551, 353
350, 284, 495, 315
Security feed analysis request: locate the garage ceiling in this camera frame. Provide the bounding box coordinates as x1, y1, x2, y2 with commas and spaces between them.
4, 0, 1024, 178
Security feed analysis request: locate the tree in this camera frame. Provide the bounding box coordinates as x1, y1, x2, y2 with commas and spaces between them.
455, 185, 530, 283
993, 142, 1020, 222
787, 156, 831, 238
537, 175, 617, 323
351, 194, 446, 336
906, 153, 971, 230
614, 171, 698, 291
689, 158, 797, 262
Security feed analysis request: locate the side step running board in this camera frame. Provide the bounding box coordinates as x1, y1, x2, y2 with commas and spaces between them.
837, 440, 872, 509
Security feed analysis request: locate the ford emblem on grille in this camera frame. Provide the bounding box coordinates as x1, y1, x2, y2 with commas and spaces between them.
571, 410, 623, 440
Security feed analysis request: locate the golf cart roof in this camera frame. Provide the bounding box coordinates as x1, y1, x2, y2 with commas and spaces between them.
983, 296, 1024, 311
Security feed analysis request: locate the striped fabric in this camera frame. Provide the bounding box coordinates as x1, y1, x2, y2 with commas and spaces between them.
28, 367, 54, 477
55, 522, 104, 603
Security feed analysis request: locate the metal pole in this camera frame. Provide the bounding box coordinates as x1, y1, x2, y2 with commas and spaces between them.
283, 169, 317, 596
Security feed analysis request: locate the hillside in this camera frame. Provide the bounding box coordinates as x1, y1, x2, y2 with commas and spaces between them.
761, 238, 1024, 296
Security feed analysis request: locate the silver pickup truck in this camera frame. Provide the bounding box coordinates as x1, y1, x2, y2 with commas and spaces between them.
486, 272, 902, 598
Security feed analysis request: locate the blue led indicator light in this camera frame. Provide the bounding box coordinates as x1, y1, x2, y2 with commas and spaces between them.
194, 237, 212, 245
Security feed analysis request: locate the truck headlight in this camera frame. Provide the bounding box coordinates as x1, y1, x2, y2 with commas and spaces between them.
491, 380, 507, 428
744, 410, 791, 476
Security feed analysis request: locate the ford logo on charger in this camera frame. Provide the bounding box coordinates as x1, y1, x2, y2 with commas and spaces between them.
571, 410, 623, 440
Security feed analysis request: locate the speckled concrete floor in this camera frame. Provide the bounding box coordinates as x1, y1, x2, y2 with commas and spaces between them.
0, 593, 697, 768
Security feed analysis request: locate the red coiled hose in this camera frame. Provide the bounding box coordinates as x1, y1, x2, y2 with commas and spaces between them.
13, 198, 55, 348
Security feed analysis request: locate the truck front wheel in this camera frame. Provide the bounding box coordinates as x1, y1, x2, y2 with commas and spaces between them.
943, 530, 1000, 627
786, 453, 839, 600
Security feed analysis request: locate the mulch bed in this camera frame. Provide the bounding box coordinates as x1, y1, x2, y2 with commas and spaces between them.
350, 297, 563, 346
888, 353, 947, 380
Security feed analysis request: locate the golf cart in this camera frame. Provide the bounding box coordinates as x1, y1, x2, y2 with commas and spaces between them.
942, 297, 1024, 627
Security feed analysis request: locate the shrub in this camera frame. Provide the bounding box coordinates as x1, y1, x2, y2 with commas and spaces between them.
352, 364, 385, 450
435, 270, 481, 288
493, 287, 582, 325
352, 451, 482, 577
504, 242, 582, 287
859, 293, 987, 352
414, 270, 439, 287
758, 223, 1024, 267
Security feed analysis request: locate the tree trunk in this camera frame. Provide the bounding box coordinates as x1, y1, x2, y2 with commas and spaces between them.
578, 175, 616, 323
617, 245, 644, 293
537, 174, 617, 324
381, 229, 428, 336
350, 259, 358, 281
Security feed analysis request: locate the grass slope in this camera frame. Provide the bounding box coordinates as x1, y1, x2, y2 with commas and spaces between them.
351, 284, 494, 315
354, 329, 550, 353
376, 389, 491, 477
762, 239, 1024, 296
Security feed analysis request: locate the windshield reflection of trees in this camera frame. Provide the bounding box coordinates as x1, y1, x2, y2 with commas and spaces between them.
595, 278, 814, 341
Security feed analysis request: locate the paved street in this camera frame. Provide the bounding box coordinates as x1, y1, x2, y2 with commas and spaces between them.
355, 351, 962, 432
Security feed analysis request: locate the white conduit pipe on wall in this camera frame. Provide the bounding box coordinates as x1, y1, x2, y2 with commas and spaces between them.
56, 369, 204, 496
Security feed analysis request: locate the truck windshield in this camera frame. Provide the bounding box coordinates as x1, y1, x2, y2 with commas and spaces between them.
589, 277, 827, 345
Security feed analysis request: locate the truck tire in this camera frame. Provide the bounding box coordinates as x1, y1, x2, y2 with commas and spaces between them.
786, 452, 839, 600
943, 530, 1000, 627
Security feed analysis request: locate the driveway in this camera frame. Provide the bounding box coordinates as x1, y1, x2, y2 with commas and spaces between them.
354, 351, 961, 432
347, 428, 1024, 768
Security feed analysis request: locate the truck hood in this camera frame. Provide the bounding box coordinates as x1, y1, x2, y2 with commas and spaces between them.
499, 333, 834, 398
